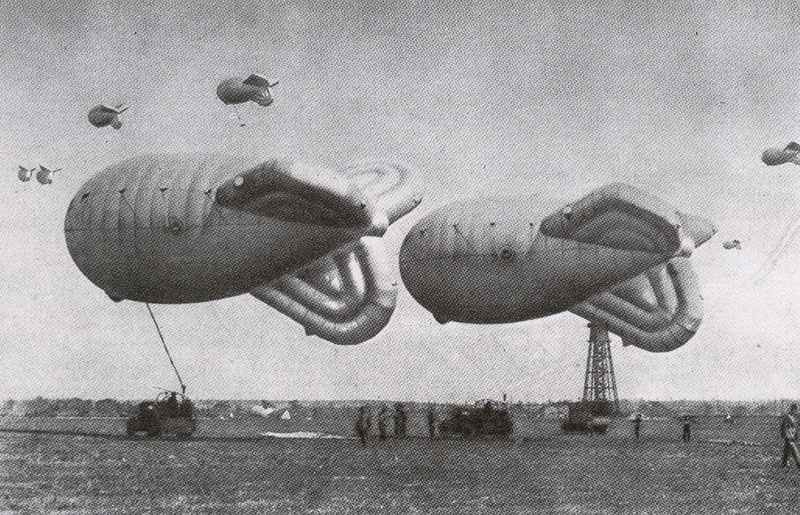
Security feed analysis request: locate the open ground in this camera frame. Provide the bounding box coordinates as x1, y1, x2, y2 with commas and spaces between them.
1, 415, 798, 513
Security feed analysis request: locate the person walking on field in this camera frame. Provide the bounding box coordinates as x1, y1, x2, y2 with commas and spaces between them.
377, 405, 388, 441
633, 413, 642, 441
780, 403, 800, 469
364, 407, 373, 439
427, 405, 437, 440
679, 414, 692, 442
393, 402, 408, 438
355, 405, 370, 447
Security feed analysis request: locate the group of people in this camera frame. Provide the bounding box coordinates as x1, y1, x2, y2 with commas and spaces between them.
354, 402, 407, 446
351, 402, 800, 472
354, 403, 438, 446
630, 404, 800, 471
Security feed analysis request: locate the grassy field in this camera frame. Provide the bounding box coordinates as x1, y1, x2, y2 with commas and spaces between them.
1, 415, 799, 513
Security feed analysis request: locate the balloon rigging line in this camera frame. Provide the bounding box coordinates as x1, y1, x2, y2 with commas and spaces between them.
145, 302, 186, 394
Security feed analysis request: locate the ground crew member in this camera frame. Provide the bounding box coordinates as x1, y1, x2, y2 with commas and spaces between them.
633, 413, 642, 440
780, 403, 800, 469
363, 407, 372, 439
355, 406, 368, 447
427, 405, 437, 440
377, 405, 388, 440
394, 402, 407, 438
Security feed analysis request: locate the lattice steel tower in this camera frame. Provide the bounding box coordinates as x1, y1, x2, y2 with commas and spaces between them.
582, 322, 619, 411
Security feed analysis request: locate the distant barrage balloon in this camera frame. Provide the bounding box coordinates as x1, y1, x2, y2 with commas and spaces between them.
722, 239, 741, 250
216, 74, 278, 107
36, 165, 62, 185
761, 142, 800, 166
17, 165, 33, 182
88, 104, 128, 130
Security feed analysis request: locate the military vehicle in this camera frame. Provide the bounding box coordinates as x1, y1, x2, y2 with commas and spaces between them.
438, 400, 513, 438
126, 391, 196, 438
560, 400, 612, 434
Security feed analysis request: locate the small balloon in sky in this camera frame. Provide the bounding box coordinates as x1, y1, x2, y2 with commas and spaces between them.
36, 165, 62, 185
17, 165, 34, 182
216, 74, 278, 107
761, 142, 800, 166
722, 239, 741, 250
88, 104, 128, 130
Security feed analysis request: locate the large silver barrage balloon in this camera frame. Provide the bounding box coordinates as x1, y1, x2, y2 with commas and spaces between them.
88, 104, 128, 130
64, 154, 421, 345
216, 74, 278, 107
762, 142, 800, 166
399, 183, 716, 353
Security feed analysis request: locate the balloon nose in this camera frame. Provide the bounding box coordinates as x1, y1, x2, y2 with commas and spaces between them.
679, 213, 717, 248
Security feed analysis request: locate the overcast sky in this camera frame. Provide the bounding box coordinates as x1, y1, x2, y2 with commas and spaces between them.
2, 0, 800, 401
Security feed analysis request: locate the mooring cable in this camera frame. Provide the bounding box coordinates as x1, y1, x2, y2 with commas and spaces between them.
145, 302, 186, 394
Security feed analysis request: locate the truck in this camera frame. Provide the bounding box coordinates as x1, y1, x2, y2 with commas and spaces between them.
560, 400, 612, 434
126, 391, 196, 438
438, 399, 513, 438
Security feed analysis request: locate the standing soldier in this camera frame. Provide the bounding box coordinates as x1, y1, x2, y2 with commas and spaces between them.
355, 406, 367, 446
356, 405, 372, 447
364, 406, 373, 441
680, 415, 692, 443
427, 405, 437, 440
633, 413, 642, 441
393, 402, 408, 438
377, 405, 388, 441
780, 403, 800, 469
